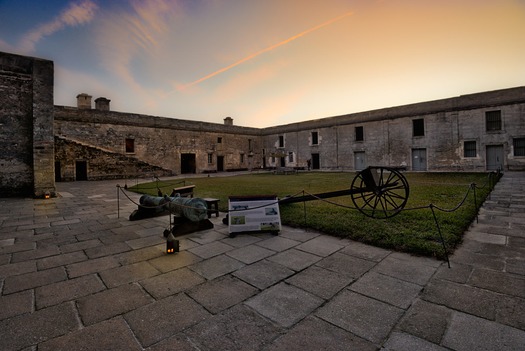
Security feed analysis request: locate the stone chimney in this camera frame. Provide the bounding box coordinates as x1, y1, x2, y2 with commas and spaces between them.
76, 93, 92, 109
224, 116, 233, 126
95, 97, 111, 111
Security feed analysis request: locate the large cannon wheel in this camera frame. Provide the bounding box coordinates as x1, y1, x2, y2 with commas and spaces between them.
350, 166, 409, 219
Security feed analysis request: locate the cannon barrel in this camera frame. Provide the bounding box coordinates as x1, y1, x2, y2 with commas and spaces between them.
136, 195, 208, 222
166, 197, 208, 222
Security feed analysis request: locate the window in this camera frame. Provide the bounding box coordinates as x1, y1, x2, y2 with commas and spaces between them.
311, 131, 318, 145
217, 137, 222, 143
355, 126, 364, 141
413, 119, 424, 137
248, 139, 252, 151
279, 135, 284, 148
288, 152, 294, 162
240, 153, 245, 163
486, 110, 502, 131
514, 138, 525, 156
125, 138, 134, 153
207, 153, 213, 164
464, 141, 476, 157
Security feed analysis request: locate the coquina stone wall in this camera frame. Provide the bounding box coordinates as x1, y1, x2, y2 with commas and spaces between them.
0, 51, 55, 197
262, 87, 525, 172
54, 106, 263, 179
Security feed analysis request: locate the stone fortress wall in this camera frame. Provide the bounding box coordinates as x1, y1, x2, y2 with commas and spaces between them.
1, 50, 524, 197
0, 52, 55, 197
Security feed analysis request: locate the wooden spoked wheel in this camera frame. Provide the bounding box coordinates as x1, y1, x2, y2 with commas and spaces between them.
350, 167, 409, 219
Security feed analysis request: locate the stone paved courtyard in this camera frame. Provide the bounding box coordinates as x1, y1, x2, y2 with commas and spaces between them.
1, 172, 524, 350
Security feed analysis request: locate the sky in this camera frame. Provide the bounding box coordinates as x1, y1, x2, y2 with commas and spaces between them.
1, 0, 524, 128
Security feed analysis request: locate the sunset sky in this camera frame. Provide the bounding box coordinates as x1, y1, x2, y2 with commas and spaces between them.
1, 0, 524, 127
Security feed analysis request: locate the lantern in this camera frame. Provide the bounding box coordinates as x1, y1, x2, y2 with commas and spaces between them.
166, 232, 178, 254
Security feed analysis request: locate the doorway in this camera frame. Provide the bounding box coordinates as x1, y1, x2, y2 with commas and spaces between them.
412, 148, 427, 171
486, 145, 504, 171
55, 161, 62, 182
217, 156, 224, 172
75, 161, 87, 180
354, 151, 366, 171
311, 153, 320, 170
181, 153, 196, 174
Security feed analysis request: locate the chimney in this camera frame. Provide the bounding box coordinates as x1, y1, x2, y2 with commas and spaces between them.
76, 93, 92, 109
224, 116, 233, 126
95, 97, 111, 111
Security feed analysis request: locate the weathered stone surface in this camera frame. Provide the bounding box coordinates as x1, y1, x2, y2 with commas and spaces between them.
350, 271, 423, 309
125, 293, 211, 347
267, 248, 322, 271
66, 255, 120, 278
3, 266, 67, 294
443, 312, 525, 351
316, 290, 404, 344
233, 259, 295, 289
0, 290, 33, 320
189, 254, 245, 280
396, 299, 452, 344
184, 304, 283, 351
226, 244, 275, 264
245, 282, 323, 328
98, 261, 160, 288
187, 275, 258, 314
315, 252, 375, 278
140, 267, 206, 299
267, 316, 376, 351
0, 302, 79, 350
35, 273, 105, 309
38, 317, 142, 351
77, 283, 154, 325
286, 265, 353, 300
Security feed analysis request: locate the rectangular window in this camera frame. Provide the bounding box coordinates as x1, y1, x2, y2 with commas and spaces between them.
355, 126, 364, 141
486, 110, 502, 131
288, 152, 294, 162
240, 154, 245, 163
311, 131, 318, 145
514, 138, 525, 156
217, 137, 222, 143
464, 141, 477, 157
413, 119, 424, 137
248, 139, 252, 151
125, 138, 134, 153
279, 135, 284, 148
207, 153, 213, 164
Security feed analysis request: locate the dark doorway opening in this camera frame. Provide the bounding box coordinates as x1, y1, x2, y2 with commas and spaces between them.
217, 156, 224, 172
280, 157, 286, 167
75, 161, 88, 180
181, 153, 196, 174
55, 161, 62, 182
311, 153, 320, 169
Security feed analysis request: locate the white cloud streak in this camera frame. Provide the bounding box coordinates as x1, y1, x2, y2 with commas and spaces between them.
18, 0, 98, 53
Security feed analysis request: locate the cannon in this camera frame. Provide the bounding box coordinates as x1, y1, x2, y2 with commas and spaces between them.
129, 195, 208, 222
280, 166, 409, 219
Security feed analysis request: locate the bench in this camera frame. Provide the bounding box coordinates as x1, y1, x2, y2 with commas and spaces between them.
170, 185, 195, 198
273, 167, 297, 175
202, 198, 220, 218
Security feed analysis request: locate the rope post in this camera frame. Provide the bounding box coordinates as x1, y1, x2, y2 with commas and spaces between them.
302, 191, 308, 231
430, 205, 450, 268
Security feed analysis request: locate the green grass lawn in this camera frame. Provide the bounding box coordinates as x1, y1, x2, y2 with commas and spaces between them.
128, 171, 498, 259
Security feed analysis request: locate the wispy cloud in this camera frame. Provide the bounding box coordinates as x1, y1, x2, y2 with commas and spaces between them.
18, 0, 98, 53
177, 11, 353, 91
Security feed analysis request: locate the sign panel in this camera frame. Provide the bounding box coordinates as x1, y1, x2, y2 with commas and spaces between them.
228, 195, 281, 235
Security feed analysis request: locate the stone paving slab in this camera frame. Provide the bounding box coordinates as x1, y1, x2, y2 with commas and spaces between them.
1, 173, 524, 350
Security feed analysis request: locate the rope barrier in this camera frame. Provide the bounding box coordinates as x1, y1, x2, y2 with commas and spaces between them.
117, 172, 500, 267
